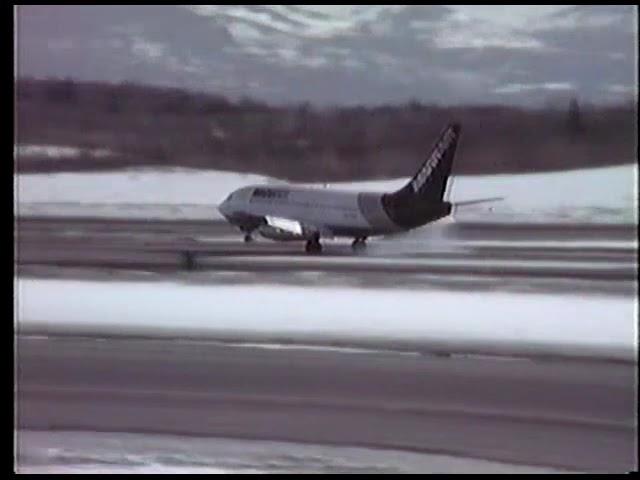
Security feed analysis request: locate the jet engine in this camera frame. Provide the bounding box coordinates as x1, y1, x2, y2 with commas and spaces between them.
257, 216, 314, 241
257, 224, 308, 241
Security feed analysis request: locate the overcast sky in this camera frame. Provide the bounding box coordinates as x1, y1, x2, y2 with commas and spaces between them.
16, 5, 638, 106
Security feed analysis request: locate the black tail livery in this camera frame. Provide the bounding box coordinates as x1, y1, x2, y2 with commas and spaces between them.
382, 123, 461, 228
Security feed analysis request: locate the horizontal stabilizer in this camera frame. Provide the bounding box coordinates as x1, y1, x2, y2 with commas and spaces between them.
453, 197, 504, 207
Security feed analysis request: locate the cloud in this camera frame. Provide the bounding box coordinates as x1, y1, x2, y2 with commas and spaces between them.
546, 5, 636, 29
494, 81, 575, 95
130, 37, 165, 61
15, 5, 638, 105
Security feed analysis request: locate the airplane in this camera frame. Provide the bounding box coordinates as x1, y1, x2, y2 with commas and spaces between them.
218, 123, 502, 253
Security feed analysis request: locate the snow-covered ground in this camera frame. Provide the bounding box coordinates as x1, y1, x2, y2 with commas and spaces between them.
16, 431, 569, 474
16, 278, 637, 361
15, 164, 637, 223
16, 145, 116, 160
16, 169, 273, 220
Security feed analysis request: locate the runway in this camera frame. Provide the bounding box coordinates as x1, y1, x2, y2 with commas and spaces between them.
16, 335, 637, 473
16, 217, 638, 295
15, 216, 638, 472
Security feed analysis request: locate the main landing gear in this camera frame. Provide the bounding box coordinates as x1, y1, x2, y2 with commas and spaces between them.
305, 232, 322, 254
241, 227, 255, 243
351, 237, 367, 252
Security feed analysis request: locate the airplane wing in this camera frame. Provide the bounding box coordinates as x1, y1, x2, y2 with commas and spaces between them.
453, 197, 504, 207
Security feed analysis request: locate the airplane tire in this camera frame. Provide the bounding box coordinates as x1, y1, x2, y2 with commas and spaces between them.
351, 237, 367, 251
305, 239, 322, 254
243, 234, 254, 243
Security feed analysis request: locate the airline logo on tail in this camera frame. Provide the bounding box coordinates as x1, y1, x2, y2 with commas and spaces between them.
410, 126, 457, 193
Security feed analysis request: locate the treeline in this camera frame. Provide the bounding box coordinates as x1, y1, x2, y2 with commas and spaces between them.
15, 77, 637, 180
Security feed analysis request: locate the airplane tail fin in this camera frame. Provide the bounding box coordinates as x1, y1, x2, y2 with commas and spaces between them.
381, 123, 461, 228
399, 122, 461, 202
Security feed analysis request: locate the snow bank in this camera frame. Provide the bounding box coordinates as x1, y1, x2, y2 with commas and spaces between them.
16, 279, 637, 361
15, 168, 277, 205
16, 145, 116, 160
17, 431, 565, 474
15, 164, 637, 223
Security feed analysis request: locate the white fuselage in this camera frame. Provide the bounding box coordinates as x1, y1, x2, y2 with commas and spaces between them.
218, 185, 400, 238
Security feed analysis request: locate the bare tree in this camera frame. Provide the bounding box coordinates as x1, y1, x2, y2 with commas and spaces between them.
567, 97, 585, 137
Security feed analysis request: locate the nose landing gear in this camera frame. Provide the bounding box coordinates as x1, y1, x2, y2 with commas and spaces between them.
241, 227, 256, 243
